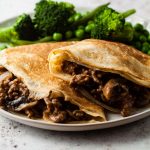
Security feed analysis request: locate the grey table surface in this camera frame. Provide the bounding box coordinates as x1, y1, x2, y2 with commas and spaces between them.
0, 0, 150, 150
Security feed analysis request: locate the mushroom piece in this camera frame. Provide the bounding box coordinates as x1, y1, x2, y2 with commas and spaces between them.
102, 78, 129, 102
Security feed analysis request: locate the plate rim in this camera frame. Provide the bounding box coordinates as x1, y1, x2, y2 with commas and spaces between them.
0, 108, 150, 127
0, 108, 150, 131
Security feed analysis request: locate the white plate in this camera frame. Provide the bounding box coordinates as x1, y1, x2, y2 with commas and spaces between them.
0, 14, 150, 131
0, 107, 150, 131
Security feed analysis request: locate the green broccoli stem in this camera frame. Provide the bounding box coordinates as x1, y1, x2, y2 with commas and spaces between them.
119, 9, 136, 19
0, 27, 17, 42
10, 36, 53, 46
71, 3, 110, 27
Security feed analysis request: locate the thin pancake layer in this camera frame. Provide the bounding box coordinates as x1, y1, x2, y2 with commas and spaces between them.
49, 39, 150, 88
0, 42, 105, 122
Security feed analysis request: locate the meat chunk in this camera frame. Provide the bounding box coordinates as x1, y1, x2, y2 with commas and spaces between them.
91, 70, 103, 84
0, 71, 13, 106
0, 71, 31, 111
44, 97, 91, 123
134, 88, 150, 107
61, 60, 89, 75
61, 61, 78, 75
121, 95, 134, 117
49, 111, 67, 123
102, 79, 129, 102
8, 78, 29, 100
71, 73, 92, 87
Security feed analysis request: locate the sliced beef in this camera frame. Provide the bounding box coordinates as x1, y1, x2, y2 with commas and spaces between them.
62, 61, 150, 117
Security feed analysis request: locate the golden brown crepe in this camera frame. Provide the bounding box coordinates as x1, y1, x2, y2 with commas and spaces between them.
48, 39, 150, 117
49, 39, 150, 88
0, 42, 106, 123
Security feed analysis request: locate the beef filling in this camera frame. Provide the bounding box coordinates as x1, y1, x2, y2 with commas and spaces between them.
0, 71, 31, 110
0, 68, 91, 123
62, 61, 150, 117
44, 97, 91, 123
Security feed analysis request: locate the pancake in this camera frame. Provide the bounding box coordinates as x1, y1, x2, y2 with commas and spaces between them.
49, 39, 150, 116
0, 42, 105, 123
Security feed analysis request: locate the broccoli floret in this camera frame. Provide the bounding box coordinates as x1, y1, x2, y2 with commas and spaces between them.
0, 14, 38, 42
33, 0, 76, 37
91, 7, 136, 42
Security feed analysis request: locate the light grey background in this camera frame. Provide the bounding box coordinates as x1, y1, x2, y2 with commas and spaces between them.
0, 0, 150, 150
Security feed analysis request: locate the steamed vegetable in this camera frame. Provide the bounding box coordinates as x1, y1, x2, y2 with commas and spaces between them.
91, 7, 136, 43
33, 0, 76, 37
132, 23, 150, 54
0, 14, 38, 42
0, 0, 150, 55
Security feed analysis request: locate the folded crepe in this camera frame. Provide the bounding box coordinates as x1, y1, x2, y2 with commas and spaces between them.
0, 42, 106, 123
49, 39, 150, 117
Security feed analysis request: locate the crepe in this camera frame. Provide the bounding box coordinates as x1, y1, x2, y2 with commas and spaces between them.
48, 39, 150, 117
0, 42, 106, 123
49, 39, 150, 88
